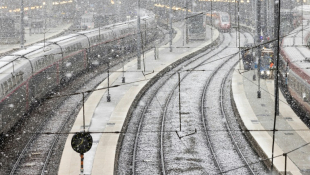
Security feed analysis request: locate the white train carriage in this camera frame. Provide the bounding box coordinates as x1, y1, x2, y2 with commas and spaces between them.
0, 10, 156, 135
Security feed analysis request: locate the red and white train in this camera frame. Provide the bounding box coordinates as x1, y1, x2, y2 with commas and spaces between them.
280, 23, 310, 119
206, 11, 231, 32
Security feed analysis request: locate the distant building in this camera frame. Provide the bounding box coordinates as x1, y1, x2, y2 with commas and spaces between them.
0, 16, 19, 44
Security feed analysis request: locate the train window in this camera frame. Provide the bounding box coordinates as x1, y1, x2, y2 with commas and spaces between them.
296, 81, 300, 93
0, 84, 4, 95
3, 81, 8, 93
17, 74, 23, 83
292, 77, 295, 89
7, 79, 12, 90
12, 76, 16, 87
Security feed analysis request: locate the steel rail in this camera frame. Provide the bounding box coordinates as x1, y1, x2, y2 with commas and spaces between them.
132, 32, 228, 174
200, 32, 234, 175
219, 32, 256, 175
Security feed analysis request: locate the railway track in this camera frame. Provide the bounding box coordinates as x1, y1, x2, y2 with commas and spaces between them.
8, 65, 110, 175
7, 27, 165, 174
201, 32, 255, 174
131, 31, 229, 175
118, 30, 269, 174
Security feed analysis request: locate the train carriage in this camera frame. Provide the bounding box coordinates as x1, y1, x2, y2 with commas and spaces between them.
0, 10, 156, 136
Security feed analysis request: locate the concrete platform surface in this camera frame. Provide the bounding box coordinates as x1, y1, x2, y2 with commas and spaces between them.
58, 23, 220, 175
0, 23, 72, 55
232, 62, 310, 175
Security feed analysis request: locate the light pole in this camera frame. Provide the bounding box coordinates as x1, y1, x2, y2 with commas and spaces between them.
211, 0, 213, 42
107, 56, 111, 102
122, 53, 125, 83
178, 72, 182, 131
186, 0, 189, 44
183, 4, 186, 46
99, 54, 111, 102
238, 0, 240, 70
271, 0, 281, 171
169, 0, 173, 52
302, 0, 304, 45
137, 0, 142, 70
257, 0, 262, 98
141, 18, 147, 72
43, 28, 50, 51
20, 0, 25, 49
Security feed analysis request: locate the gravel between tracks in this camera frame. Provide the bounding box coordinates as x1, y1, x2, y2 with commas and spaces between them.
117, 31, 270, 175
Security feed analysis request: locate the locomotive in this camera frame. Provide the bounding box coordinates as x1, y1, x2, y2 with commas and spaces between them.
0, 11, 156, 136
206, 11, 231, 32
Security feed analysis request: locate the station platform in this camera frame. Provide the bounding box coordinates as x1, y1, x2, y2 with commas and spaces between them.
58, 24, 220, 175
232, 63, 310, 175
0, 23, 72, 55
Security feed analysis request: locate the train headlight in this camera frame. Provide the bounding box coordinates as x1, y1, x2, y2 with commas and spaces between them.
261, 71, 264, 75
267, 71, 270, 75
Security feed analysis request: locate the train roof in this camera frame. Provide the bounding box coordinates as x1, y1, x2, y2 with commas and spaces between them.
0, 56, 17, 66
206, 11, 229, 16
281, 24, 310, 80
12, 45, 43, 56
48, 34, 79, 43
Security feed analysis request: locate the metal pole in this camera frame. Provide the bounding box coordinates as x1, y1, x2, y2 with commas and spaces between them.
183, 1, 186, 46
264, 0, 268, 40
186, 0, 189, 44
83, 92, 85, 132
137, 0, 142, 69
107, 61, 111, 102
271, 0, 281, 171
178, 72, 181, 131
302, 0, 304, 45
80, 153, 84, 174
253, 47, 256, 81
141, 32, 146, 72
290, 0, 293, 27
211, 0, 213, 42
284, 153, 287, 175
235, 0, 237, 47
122, 55, 125, 83
238, 0, 240, 70
44, 31, 46, 49
20, 0, 25, 49
257, 0, 261, 98
169, 0, 172, 52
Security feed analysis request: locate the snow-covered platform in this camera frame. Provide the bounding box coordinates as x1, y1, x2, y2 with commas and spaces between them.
0, 23, 72, 55
58, 24, 220, 175
232, 62, 310, 175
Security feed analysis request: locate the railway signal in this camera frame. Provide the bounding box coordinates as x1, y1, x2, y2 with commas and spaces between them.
71, 132, 93, 174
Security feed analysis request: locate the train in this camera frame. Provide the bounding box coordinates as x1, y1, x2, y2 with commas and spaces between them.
279, 24, 310, 120
0, 10, 156, 136
206, 11, 231, 32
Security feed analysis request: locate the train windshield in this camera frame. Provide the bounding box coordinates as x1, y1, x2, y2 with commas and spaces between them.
189, 15, 205, 33
221, 16, 229, 22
